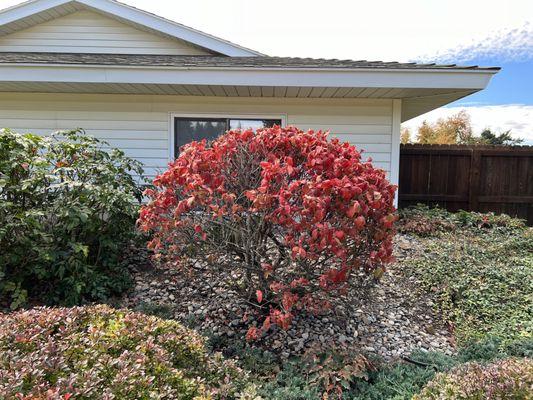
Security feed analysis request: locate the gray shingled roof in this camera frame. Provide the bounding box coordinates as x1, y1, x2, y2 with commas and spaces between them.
0, 52, 501, 71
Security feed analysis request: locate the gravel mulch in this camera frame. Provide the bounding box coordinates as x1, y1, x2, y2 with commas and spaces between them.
119, 234, 454, 361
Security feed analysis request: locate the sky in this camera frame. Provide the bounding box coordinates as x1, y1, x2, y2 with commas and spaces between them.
1, 0, 532, 142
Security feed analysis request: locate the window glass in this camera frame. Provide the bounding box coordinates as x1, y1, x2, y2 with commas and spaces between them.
175, 118, 226, 153
174, 117, 281, 156
229, 119, 280, 130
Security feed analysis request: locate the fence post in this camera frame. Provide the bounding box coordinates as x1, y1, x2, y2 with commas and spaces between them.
468, 148, 481, 211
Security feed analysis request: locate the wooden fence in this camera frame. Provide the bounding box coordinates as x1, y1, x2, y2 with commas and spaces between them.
398, 144, 533, 225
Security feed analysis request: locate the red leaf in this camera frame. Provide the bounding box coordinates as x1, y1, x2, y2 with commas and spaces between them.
334, 230, 345, 240
262, 316, 271, 331
346, 201, 361, 218
246, 326, 262, 341
256, 290, 263, 303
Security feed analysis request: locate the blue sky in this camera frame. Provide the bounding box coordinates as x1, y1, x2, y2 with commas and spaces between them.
2, 0, 531, 141
404, 19, 533, 143
466, 61, 532, 106
404, 58, 533, 144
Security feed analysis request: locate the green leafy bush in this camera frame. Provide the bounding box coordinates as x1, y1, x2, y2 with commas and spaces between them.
413, 358, 533, 400
0, 305, 253, 399
0, 129, 144, 308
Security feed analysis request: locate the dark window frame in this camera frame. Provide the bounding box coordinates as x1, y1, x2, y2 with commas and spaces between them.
174, 116, 282, 157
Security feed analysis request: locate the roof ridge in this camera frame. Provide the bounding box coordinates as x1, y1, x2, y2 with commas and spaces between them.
103, 0, 265, 56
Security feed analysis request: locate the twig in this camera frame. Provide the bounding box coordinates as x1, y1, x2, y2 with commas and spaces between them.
401, 356, 438, 370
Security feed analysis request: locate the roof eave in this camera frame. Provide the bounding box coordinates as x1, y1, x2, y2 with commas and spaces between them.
0, 62, 496, 90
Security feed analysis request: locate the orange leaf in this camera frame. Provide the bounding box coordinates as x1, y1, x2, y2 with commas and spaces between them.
262, 316, 271, 331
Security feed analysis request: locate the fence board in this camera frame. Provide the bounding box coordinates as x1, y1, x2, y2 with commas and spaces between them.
399, 144, 533, 225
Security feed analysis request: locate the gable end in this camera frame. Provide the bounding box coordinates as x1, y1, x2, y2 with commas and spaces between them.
0, 10, 215, 55
0, 0, 262, 56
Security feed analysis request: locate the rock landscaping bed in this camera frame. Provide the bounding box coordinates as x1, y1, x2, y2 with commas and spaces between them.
119, 233, 454, 361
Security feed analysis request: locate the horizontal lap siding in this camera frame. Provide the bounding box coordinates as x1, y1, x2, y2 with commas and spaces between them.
0, 93, 394, 179
288, 105, 392, 173
0, 10, 211, 55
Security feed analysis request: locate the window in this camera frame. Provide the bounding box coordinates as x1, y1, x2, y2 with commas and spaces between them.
174, 117, 281, 156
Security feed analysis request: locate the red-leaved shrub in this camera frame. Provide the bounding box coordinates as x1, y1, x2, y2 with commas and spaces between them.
0, 305, 251, 399
138, 126, 397, 338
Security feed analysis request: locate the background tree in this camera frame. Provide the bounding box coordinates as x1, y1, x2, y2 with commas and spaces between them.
410, 110, 533, 145
416, 121, 437, 144
479, 128, 523, 145
400, 127, 411, 144
439, 110, 473, 144
416, 111, 473, 144
412, 110, 524, 146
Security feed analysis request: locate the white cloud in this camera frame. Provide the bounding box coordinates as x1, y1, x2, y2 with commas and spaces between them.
417, 22, 533, 63
402, 105, 533, 144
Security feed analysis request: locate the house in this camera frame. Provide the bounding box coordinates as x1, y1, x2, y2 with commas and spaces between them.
0, 0, 499, 202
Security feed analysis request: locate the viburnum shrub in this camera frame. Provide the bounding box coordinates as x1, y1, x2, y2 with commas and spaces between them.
139, 126, 397, 339
0, 305, 253, 399
0, 129, 144, 308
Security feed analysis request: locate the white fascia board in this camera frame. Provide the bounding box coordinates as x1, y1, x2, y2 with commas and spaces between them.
0, 0, 70, 23
0, 64, 497, 90
0, 0, 262, 56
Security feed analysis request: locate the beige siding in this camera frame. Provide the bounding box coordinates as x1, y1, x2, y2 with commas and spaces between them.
0, 10, 212, 55
0, 93, 394, 180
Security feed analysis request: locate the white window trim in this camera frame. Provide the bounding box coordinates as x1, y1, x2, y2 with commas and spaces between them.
168, 112, 287, 160
391, 99, 402, 207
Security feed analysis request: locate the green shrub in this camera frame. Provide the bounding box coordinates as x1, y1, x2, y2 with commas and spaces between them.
0, 305, 253, 399
256, 354, 433, 400
255, 347, 371, 399
350, 363, 437, 400
0, 129, 144, 308
413, 358, 533, 400
258, 362, 321, 400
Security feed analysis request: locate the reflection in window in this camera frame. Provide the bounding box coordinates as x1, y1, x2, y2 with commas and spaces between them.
229, 119, 280, 130
175, 119, 226, 151
174, 117, 281, 156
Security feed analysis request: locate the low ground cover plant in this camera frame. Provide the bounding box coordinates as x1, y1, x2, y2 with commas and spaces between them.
254, 338, 533, 399
414, 357, 533, 400
399, 206, 532, 346
139, 126, 397, 337
0, 305, 254, 399
0, 129, 144, 308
